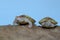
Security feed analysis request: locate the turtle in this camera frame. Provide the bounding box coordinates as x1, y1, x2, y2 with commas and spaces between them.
13, 15, 36, 28
39, 17, 57, 28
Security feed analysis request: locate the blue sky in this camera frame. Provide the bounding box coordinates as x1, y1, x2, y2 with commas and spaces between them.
0, 0, 60, 25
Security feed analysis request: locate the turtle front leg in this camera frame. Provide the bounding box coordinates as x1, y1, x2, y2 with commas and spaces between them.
24, 18, 32, 28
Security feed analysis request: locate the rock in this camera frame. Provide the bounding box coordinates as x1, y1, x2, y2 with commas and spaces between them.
0, 25, 60, 40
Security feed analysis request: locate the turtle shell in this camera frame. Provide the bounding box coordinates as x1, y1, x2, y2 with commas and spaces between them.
20, 15, 36, 23
25, 15, 36, 23
16, 15, 36, 23
39, 17, 57, 25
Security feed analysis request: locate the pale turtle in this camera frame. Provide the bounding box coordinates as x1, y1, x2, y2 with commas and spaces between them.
13, 15, 36, 28
39, 17, 57, 28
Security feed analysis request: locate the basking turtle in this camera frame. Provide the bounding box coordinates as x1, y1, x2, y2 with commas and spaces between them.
13, 15, 36, 28
39, 17, 57, 28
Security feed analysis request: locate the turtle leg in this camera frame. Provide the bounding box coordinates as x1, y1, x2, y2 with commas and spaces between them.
24, 18, 32, 28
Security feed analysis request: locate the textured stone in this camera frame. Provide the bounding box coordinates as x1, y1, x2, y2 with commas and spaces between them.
0, 25, 60, 40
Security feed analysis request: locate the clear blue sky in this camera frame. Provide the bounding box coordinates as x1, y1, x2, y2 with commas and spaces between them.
0, 0, 60, 25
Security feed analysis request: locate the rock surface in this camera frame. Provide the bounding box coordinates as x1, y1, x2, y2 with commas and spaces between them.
0, 25, 60, 40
